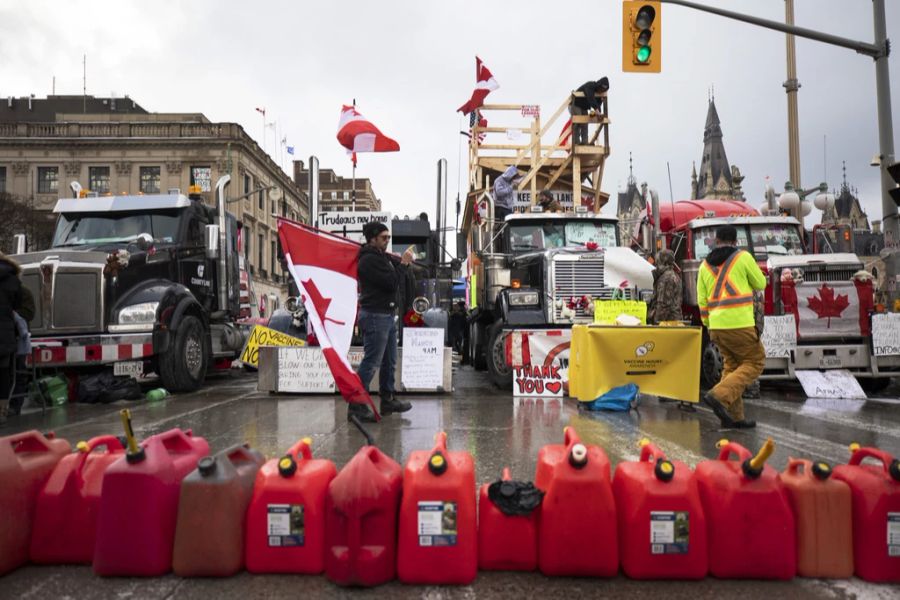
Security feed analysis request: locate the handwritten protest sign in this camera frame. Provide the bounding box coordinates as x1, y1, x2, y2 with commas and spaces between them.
872, 313, 900, 356
240, 325, 305, 368
593, 300, 647, 325
795, 369, 866, 400
761, 315, 797, 358
401, 328, 444, 390
276, 347, 335, 393
513, 364, 564, 397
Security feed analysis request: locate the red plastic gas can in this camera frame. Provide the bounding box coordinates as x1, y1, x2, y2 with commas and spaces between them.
93, 426, 209, 576
0, 430, 70, 575
695, 438, 795, 579
478, 467, 539, 571
30, 435, 125, 564
173, 443, 265, 577
397, 431, 477, 585
245, 438, 337, 574
612, 439, 707, 580
832, 444, 900, 582
534, 426, 617, 577
781, 458, 854, 578
325, 445, 402, 586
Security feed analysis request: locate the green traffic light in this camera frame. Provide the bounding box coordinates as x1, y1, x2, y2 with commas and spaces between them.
636, 46, 652, 63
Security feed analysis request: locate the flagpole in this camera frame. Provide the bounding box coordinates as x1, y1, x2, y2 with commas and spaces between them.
352, 98, 357, 212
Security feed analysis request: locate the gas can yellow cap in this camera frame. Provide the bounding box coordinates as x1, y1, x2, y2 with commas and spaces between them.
430, 454, 445, 469
76, 441, 89, 453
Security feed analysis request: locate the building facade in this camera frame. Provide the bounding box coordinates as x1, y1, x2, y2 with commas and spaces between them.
293, 159, 381, 213
0, 94, 308, 312
690, 98, 745, 201
616, 156, 645, 246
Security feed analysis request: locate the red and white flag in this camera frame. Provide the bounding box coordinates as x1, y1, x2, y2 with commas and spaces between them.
277, 219, 380, 419
457, 56, 499, 114
336, 105, 400, 163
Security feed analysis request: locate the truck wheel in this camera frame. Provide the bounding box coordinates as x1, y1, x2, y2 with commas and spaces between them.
701, 340, 724, 390
860, 377, 891, 394
159, 315, 209, 393
487, 323, 513, 389
470, 322, 487, 371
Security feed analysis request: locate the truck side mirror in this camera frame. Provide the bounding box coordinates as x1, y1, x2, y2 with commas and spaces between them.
13, 234, 26, 255
205, 224, 220, 259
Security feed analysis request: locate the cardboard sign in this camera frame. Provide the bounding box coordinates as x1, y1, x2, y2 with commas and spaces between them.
795, 369, 867, 400
761, 315, 797, 358
240, 325, 306, 368
872, 313, 900, 356
521, 104, 540, 118
401, 328, 444, 390
513, 365, 564, 397
593, 300, 647, 325
276, 346, 336, 393
318, 211, 391, 244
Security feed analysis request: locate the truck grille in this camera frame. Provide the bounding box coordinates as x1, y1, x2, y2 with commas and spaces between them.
802, 268, 858, 283
552, 254, 635, 322
22, 264, 103, 335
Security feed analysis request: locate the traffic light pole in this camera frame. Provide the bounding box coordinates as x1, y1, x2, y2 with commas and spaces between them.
659, 0, 897, 247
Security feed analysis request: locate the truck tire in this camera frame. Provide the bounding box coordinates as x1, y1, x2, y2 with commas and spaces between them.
159, 315, 209, 393
701, 340, 724, 390
470, 321, 487, 371
486, 323, 513, 389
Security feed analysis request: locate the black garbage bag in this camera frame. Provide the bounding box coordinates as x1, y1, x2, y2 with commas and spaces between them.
78, 372, 142, 404
487, 479, 545, 516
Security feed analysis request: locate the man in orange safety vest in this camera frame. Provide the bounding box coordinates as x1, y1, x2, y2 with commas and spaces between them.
697, 225, 767, 428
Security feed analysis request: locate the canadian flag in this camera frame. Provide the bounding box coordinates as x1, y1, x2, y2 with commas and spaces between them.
336, 105, 400, 158
457, 56, 499, 114
277, 219, 379, 419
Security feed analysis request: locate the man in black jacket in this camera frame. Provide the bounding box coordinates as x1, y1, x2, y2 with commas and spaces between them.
569, 77, 609, 145
351, 222, 414, 422
0, 253, 23, 424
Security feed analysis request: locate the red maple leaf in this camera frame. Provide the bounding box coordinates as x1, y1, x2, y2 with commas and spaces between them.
301, 279, 346, 326
807, 284, 850, 328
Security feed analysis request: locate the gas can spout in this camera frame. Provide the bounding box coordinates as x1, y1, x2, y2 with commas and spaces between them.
742, 438, 774, 478
119, 409, 145, 464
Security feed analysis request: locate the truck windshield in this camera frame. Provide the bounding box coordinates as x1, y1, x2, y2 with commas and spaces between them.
692, 227, 750, 260
749, 224, 803, 256
508, 220, 617, 252
392, 241, 428, 262
52, 211, 181, 247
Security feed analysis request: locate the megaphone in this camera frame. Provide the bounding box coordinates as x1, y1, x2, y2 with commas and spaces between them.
285, 296, 304, 315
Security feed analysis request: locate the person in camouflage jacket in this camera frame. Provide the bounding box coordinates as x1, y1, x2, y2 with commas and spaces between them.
650, 249, 682, 324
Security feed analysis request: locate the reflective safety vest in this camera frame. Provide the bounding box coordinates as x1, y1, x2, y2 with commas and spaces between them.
697, 249, 767, 330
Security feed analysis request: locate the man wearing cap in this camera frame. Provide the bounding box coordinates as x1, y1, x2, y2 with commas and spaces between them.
351, 221, 414, 423
697, 225, 766, 429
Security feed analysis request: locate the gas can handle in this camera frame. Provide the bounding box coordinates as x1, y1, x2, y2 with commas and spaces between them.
563, 426, 581, 447
639, 438, 668, 463
157, 428, 198, 453
847, 444, 895, 472
223, 443, 263, 467
6, 430, 55, 453
74, 435, 125, 483
786, 457, 810, 476
501, 467, 511, 481
286, 437, 313, 461
716, 440, 753, 463
432, 431, 448, 453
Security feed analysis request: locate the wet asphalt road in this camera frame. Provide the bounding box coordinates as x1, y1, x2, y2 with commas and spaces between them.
1, 366, 898, 599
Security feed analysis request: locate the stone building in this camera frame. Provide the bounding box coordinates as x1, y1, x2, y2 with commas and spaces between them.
0, 94, 308, 309
821, 164, 871, 231
293, 159, 381, 213
616, 155, 645, 246
690, 98, 745, 201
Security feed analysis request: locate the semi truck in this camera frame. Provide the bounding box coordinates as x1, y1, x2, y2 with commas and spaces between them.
634, 198, 899, 391
12, 177, 247, 392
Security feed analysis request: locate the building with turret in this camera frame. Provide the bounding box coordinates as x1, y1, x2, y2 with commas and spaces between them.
616, 154, 645, 246
690, 97, 744, 201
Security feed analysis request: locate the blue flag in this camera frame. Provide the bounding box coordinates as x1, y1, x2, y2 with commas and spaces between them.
286, 146, 295, 155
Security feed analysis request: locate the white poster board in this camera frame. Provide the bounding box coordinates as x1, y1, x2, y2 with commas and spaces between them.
795, 369, 867, 400
317, 211, 392, 244
761, 315, 797, 358
276, 346, 336, 393
401, 328, 444, 390
872, 313, 900, 356
513, 365, 564, 397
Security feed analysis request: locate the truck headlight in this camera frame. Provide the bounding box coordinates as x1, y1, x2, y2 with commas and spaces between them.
509, 290, 540, 306
110, 301, 159, 332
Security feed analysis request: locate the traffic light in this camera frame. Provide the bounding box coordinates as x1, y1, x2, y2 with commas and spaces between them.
622, 1, 662, 73
887, 160, 900, 206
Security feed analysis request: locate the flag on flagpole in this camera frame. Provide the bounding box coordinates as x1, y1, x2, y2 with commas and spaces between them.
286, 146, 295, 155
255, 107, 266, 116
277, 219, 380, 419
457, 56, 499, 114
336, 105, 400, 155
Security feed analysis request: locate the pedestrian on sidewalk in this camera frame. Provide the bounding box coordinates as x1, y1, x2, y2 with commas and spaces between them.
649, 249, 682, 324
351, 221, 414, 423
569, 77, 609, 145
0, 252, 23, 425
697, 225, 766, 429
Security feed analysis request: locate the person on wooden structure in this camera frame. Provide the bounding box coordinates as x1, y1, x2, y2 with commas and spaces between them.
493, 166, 521, 223
569, 77, 609, 145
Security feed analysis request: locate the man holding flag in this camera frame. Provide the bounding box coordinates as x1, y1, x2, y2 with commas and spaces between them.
351, 221, 415, 422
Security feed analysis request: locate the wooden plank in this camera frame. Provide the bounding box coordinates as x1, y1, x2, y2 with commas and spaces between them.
480, 104, 527, 110
573, 155, 582, 207
546, 154, 574, 188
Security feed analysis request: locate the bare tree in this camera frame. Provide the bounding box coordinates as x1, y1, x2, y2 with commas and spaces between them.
0, 193, 56, 254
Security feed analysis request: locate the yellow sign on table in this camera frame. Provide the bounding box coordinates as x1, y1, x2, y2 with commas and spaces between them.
568, 324, 701, 403
240, 325, 306, 368
593, 299, 647, 325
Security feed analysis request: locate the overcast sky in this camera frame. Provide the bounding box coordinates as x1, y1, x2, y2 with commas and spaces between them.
1, 0, 898, 226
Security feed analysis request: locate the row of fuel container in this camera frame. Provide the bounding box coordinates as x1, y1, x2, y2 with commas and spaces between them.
1, 413, 899, 585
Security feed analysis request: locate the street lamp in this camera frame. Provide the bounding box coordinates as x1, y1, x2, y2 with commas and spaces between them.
778, 181, 831, 224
